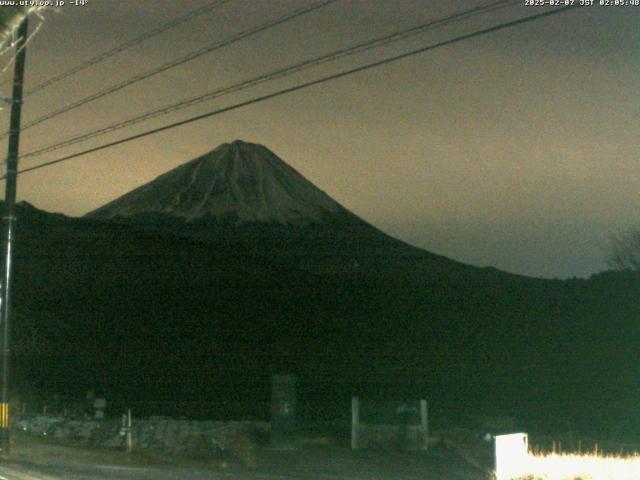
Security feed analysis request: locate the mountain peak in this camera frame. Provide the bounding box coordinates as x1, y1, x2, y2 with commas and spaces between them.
225, 139, 267, 155
228, 138, 255, 148
86, 141, 354, 225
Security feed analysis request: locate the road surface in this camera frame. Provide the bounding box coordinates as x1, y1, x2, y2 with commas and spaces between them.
0, 436, 490, 479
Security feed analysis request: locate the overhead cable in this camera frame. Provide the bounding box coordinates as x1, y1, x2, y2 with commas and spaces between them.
13, 6, 578, 178
25, 0, 231, 97
22, 0, 518, 160
2, 0, 336, 140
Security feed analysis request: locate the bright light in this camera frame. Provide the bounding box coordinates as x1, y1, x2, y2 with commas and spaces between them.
494, 433, 529, 480
495, 450, 640, 480
494, 432, 640, 479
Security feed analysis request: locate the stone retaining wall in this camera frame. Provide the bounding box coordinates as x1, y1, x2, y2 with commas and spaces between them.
15, 415, 269, 456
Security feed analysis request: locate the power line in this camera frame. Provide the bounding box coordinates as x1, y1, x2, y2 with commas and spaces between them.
24, 0, 231, 97
3, 0, 336, 140
22, 0, 518, 160
12, 6, 578, 178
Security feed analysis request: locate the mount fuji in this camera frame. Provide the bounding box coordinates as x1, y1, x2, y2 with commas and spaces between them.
87, 140, 359, 226
84, 139, 480, 277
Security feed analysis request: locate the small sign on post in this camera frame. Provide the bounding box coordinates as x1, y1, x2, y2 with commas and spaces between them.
93, 398, 106, 419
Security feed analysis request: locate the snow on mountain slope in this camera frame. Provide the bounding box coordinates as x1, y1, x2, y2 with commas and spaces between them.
86, 140, 354, 225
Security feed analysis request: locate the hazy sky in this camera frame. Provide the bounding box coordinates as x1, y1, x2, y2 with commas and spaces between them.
0, 0, 637, 279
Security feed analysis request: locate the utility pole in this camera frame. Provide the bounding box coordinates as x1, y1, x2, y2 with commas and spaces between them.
0, 16, 29, 455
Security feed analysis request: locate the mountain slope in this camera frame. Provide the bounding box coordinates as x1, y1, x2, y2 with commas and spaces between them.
9, 141, 640, 433
7, 201, 640, 433
84, 140, 501, 280
87, 140, 356, 225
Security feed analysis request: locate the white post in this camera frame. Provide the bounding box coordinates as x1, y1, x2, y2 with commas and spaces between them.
351, 397, 360, 450
420, 399, 428, 450
494, 433, 529, 480
126, 408, 132, 452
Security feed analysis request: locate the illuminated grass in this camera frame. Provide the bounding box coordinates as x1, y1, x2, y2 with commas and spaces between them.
499, 451, 640, 480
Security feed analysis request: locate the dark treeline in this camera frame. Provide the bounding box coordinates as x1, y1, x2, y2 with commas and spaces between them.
6, 202, 640, 438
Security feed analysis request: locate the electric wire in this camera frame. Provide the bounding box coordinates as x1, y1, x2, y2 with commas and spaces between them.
21, 0, 518, 161
11, 5, 579, 179
1, 0, 336, 140
24, 0, 231, 97
0, 8, 46, 77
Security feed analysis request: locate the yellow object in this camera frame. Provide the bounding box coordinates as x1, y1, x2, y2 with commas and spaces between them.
0, 403, 9, 428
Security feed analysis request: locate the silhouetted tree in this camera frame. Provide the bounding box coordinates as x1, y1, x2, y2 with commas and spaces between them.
607, 227, 640, 271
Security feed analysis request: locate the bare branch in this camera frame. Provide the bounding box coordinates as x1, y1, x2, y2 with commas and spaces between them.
607, 227, 640, 271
